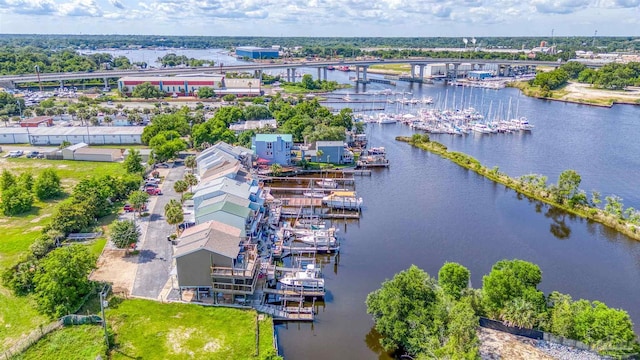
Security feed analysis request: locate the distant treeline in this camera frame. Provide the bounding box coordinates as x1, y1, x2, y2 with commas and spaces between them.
0, 34, 639, 52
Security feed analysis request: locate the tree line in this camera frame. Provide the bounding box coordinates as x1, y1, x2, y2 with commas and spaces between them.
531, 61, 640, 92
367, 260, 639, 359
1, 34, 639, 52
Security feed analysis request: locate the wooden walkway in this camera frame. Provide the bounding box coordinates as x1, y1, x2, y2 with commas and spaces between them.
280, 198, 322, 207
255, 305, 314, 321
263, 287, 325, 298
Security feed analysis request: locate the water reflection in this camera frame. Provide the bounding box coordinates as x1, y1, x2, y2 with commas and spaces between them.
544, 206, 573, 240
364, 327, 394, 360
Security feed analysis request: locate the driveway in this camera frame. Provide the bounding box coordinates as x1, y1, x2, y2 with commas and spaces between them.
131, 163, 185, 299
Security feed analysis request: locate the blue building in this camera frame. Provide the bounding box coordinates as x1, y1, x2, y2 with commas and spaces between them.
236, 46, 279, 59
467, 71, 493, 80
311, 141, 352, 164
252, 134, 292, 165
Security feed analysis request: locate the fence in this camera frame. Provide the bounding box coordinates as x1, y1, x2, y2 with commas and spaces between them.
2, 320, 63, 360
479, 317, 543, 339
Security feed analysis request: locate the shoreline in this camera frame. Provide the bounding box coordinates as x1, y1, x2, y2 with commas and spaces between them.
396, 136, 640, 242
509, 81, 640, 108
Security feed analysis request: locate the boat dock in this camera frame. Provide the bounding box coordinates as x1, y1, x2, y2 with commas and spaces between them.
342, 169, 372, 176
279, 197, 322, 207
254, 304, 314, 322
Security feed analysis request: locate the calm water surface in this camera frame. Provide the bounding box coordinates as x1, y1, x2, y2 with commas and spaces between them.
95, 51, 640, 358
279, 83, 640, 359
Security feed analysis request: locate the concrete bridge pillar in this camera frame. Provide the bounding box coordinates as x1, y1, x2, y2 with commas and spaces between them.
291, 68, 296, 83
59, 80, 64, 89
362, 65, 368, 82
418, 65, 424, 80
317, 67, 321, 81
323, 67, 328, 81
453, 63, 460, 78
286, 68, 291, 82
103, 77, 109, 89
410, 64, 416, 79
355, 66, 360, 82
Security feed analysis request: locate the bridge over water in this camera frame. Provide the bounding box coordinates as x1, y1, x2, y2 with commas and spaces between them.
0, 58, 582, 88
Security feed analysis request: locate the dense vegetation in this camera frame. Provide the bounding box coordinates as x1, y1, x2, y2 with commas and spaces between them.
1, 167, 142, 317
531, 61, 640, 92
1, 34, 639, 52
368, 260, 639, 359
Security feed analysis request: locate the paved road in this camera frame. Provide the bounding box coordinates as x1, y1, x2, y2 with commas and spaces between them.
131, 163, 185, 299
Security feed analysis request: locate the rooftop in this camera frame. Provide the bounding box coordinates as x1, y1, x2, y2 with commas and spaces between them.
0, 126, 145, 136
198, 193, 251, 210
119, 75, 224, 83
19, 116, 53, 124
174, 220, 243, 259
254, 133, 293, 143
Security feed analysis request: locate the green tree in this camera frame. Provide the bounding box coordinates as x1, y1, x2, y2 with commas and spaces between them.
500, 297, 540, 329
174, 179, 188, 201
2, 257, 38, 295
1, 185, 34, 216
270, 163, 282, 176
123, 148, 145, 174
300, 74, 317, 90
438, 262, 470, 300
546, 291, 575, 338
482, 259, 545, 319
197, 86, 215, 98
438, 298, 480, 359
366, 265, 441, 355
604, 195, 624, 218
131, 82, 165, 99
0, 169, 16, 191
17, 171, 34, 191
34, 168, 62, 200
164, 201, 184, 232
111, 219, 140, 249
33, 245, 96, 317
222, 94, 236, 102
185, 155, 197, 173
555, 169, 582, 204
128, 190, 149, 215
49, 200, 93, 235
184, 173, 198, 193
149, 131, 187, 162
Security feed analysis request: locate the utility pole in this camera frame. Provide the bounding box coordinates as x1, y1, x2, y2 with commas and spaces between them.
34, 65, 43, 92
592, 30, 598, 48
100, 285, 110, 349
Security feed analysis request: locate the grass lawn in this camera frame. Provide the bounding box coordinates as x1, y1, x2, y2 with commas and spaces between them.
107, 299, 275, 360
0, 159, 126, 353
13, 325, 107, 360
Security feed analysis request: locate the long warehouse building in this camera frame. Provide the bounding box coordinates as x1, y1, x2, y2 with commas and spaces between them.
0, 126, 144, 145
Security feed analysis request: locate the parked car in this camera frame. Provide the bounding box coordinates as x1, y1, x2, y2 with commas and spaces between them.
123, 204, 147, 212
154, 162, 170, 168
146, 188, 162, 195
8, 150, 23, 158
26, 151, 40, 158
144, 182, 159, 189
146, 177, 160, 184
178, 221, 196, 231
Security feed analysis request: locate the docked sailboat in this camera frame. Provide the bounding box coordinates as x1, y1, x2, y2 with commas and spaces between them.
322, 191, 363, 210
279, 264, 325, 289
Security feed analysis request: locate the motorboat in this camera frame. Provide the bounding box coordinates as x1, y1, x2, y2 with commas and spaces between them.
316, 179, 338, 188
322, 191, 363, 210
279, 264, 325, 289
303, 190, 325, 198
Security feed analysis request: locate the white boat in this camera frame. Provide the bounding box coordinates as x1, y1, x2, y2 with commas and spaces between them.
322, 191, 363, 210
303, 190, 325, 198
316, 179, 338, 188
471, 123, 492, 134
296, 228, 338, 246
279, 264, 325, 289
513, 117, 534, 131
377, 113, 397, 124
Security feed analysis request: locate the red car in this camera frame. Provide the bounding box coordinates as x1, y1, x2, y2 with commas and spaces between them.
146, 187, 163, 195
123, 204, 147, 212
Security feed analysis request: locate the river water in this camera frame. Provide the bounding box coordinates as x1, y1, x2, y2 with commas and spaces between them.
276, 76, 640, 358
93, 49, 640, 358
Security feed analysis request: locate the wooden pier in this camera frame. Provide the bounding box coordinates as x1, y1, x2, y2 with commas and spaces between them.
279, 197, 322, 207
342, 169, 372, 176
255, 305, 314, 321
269, 187, 350, 192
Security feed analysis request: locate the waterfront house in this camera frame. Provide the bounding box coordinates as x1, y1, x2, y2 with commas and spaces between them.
195, 200, 253, 231
251, 134, 292, 166
313, 141, 353, 164
173, 220, 261, 304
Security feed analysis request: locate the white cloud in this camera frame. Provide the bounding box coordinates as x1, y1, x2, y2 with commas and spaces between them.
0, 0, 56, 15
108, 0, 124, 9
532, 0, 591, 14
58, 0, 103, 16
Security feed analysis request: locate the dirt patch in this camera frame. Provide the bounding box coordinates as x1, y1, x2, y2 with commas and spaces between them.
90, 248, 138, 295
561, 82, 640, 104
479, 328, 554, 360
29, 213, 52, 223
166, 327, 196, 356
203, 339, 222, 352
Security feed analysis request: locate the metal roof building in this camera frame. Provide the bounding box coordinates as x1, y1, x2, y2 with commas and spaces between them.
0, 126, 144, 145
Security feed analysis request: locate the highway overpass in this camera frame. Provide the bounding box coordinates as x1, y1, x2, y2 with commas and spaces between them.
0, 58, 575, 87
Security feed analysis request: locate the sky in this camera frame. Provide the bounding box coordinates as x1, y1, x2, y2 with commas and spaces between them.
0, 0, 639, 37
